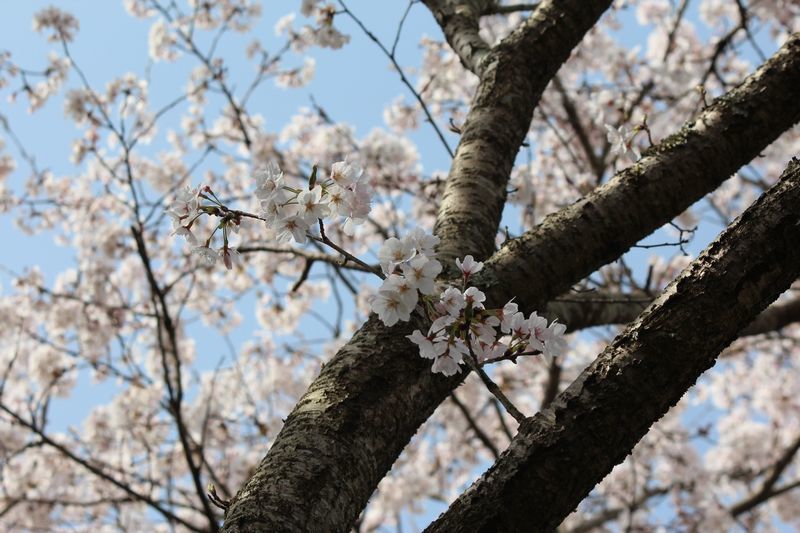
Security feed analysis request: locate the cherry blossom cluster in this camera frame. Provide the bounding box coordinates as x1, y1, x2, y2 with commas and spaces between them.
167, 184, 243, 269
255, 159, 373, 241
167, 159, 374, 269
275, 1, 351, 53
372, 243, 567, 376
32, 6, 80, 43
412, 257, 566, 376
371, 229, 443, 326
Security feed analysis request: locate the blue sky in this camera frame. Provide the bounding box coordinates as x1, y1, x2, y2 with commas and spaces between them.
0, 0, 455, 424
1, 2, 790, 530
0, 1, 456, 273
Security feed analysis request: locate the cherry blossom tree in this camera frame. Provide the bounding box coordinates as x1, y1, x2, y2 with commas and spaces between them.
1, 1, 800, 531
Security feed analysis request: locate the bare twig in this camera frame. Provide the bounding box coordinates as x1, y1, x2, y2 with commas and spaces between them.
338, 0, 455, 158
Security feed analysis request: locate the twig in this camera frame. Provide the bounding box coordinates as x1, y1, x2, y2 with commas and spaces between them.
291, 258, 315, 292
338, 0, 454, 158
463, 340, 526, 424
449, 392, 501, 459
312, 219, 385, 278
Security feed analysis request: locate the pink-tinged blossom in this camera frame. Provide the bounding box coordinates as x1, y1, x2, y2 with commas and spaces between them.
431, 353, 461, 376
301, 0, 323, 17
384, 95, 420, 132
407, 330, 447, 360
509, 312, 530, 338
605, 124, 641, 162
330, 159, 361, 187
218, 247, 241, 270
372, 288, 413, 327
378, 237, 416, 275
380, 274, 419, 311
297, 186, 330, 223
171, 225, 198, 246
254, 161, 285, 202
439, 287, 465, 317
326, 181, 372, 235
148, 20, 179, 62
168, 185, 200, 219
344, 180, 373, 219
526, 312, 548, 353
341, 217, 362, 236
456, 255, 483, 278
260, 197, 285, 226
405, 227, 439, 257
447, 337, 469, 361
336, 179, 374, 235
471, 339, 508, 363
274, 215, 309, 244
463, 287, 486, 309
428, 314, 456, 336
400, 256, 442, 295
543, 321, 567, 362
192, 246, 217, 266
313, 23, 350, 49
33, 6, 79, 43
498, 300, 519, 333
326, 184, 349, 216
275, 57, 316, 88
470, 320, 497, 345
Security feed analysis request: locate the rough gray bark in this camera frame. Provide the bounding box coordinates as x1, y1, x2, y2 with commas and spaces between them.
220, 16, 800, 533
477, 32, 800, 312
549, 292, 800, 337
426, 158, 800, 532
432, 0, 613, 266
222, 3, 610, 531
422, 0, 493, 73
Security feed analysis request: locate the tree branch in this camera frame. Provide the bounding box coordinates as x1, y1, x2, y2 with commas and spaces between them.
449, 391, 501, 459
426, 158, 800, 531
433, 0, 613, 267
221, 32, 800, 533
730, 433, 800, 517
422, 0, 494, 74
479, 33, 800, 314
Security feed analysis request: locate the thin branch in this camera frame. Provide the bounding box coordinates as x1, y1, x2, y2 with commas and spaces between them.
463, 339, 526, 424
237, 245, 378, 274
449, 391, 501, 459
0, 403, 203, 531
339, 0, 455, 158
730, 434, 800, 516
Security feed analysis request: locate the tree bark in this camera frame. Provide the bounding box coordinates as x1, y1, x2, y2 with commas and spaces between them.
432, 0, 613, 266
221, 26, 800, 533
222, 3, 611, 530
426, 158, 800, 532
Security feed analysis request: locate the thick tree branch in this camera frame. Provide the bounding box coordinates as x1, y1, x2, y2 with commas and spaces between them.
740, 296, 800, 336
545, 293, 651, 332
485, 3, 540, 15
221, 33, 800, 533
549, 292, 800, 338
433, 0, 613, 266
426, 158, 800, 532
422, 0, 493, 74
222, 3, 611, 531
478, 33, 800, 313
